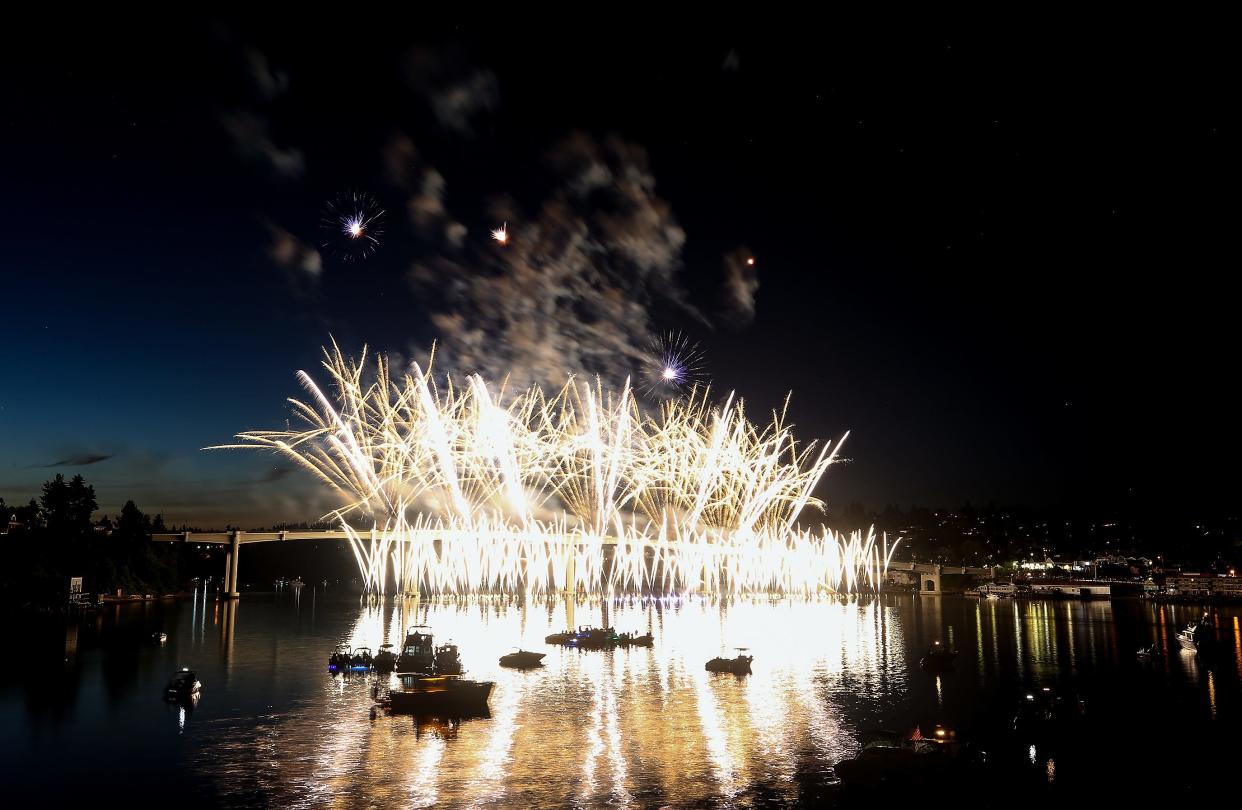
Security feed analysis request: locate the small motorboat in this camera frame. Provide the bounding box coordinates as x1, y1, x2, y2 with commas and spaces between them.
1177, 616, 1215, 654
572, 626, 616, 649
835, 725, 981, 789
387, 673, 494, 715
920, 641, 958, 670
617, 632, 654, 647
499, 649, 546, 669
706, 650, 753, 675
329, 644, 352, 673
1137, 644, 1161, 660
397, 626, 435, 674
544, 631, 575, 644
164, 668, 201, 702
374, 643, 398, 673
350, 647, 374, 671
434, 642, 463, 675
1013, 686, 1086, 741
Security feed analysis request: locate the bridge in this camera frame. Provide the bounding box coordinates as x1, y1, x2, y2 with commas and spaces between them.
885, 562, 996, 593
154, 530, 354, 599
155, 529, 922, 598
155, 530, 649, 599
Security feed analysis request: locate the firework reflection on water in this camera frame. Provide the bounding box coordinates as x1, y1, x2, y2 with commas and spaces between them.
193, 595, 901, 808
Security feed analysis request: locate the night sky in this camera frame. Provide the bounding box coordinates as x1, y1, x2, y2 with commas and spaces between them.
2, 21, 1235, 527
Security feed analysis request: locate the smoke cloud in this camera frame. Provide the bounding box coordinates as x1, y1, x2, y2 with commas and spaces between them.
406, 133, 703, 393
720, 246, 759, 326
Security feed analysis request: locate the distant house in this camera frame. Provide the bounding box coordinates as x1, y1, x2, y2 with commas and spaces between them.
1166, 573, 1242, 599
3, 514, 22, 534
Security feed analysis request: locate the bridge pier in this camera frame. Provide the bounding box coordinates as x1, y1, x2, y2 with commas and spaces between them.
222, 549, 232, 596
563, 544, 576, 595
227, 531, 241, 599
921, 564, 942, 594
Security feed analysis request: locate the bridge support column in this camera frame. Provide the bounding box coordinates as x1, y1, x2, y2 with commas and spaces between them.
223, 549, 232, 596
922, 564, 943, 594
563, 543, 576, 595
228, 531, 241, 599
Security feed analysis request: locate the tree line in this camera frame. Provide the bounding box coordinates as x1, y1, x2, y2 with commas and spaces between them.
1, 474, 180, 609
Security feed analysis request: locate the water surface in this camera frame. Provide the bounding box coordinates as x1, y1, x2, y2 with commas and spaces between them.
3, 592, 1238, 806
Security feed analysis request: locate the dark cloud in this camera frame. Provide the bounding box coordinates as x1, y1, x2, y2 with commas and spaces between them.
266, 222, 322, 290
406, 133, 704, 394
243, 47, 290, 101
38, 453, 114, 468
383, 132, 468, 246
220, 111, 306, 179
404, 49, 499, 136
720, 246, 759, 326
430, 70, 499, 135
383, 132, 420, 189
721, 49, 741, 72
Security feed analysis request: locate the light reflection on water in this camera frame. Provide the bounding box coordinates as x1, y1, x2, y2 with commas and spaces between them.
4, 593, 1241, 806
180, 596, 908, 807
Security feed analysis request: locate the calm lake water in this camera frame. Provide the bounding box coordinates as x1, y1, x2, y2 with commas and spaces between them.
2, 591, 1239, 807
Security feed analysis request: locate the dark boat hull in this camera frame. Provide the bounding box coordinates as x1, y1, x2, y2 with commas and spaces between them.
920, 652, 958, 670
500, 651, 546, 669
706, 657, 752, 674
618, 635, 654, 647
389, 679, 494, 715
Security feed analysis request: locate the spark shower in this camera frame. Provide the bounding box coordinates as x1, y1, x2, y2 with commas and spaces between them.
216, 342, 898, 595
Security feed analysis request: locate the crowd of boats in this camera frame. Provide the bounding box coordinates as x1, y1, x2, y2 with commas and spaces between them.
327, 623, 758, 716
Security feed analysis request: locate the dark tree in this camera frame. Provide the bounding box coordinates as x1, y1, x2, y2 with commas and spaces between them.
39, 474, 97, 532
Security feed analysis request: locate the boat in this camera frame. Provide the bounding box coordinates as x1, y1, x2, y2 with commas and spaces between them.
499, 649, 546, 669
164, 668, 201, 702
1177, 617, 1215, 654
616, 631, 654, 647
706, 650, 753, 674
397, 625, 436, 673
374, 643, 398, 673
835, 725, 980, 789
151, 631, 168, 645
919, 641, 957, 670
434, 642, 463, 675
350, 647, 374, 671
1012, 686, 1086, 741
386, 673, 494, 715
1137, 644, 1161, 659
544, 626, 650, 649
328, 643, 352, 673
573, 626, 616, 649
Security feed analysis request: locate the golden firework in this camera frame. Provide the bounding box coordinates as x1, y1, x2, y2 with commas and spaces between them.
213, 341, 898, 594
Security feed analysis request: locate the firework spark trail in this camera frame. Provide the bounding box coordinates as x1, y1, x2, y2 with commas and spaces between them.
213, 343, 897, 594
642, 331, 706, 397
320, 191, 386, 262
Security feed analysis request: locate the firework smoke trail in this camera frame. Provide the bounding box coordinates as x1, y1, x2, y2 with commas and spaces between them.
213, 343, 897, 595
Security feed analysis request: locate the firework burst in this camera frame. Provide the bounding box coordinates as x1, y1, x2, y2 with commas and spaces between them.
641, 331, 707, 398
320, 191, 386, 262
212, 341, 898, 596
491, 222, 508, 244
